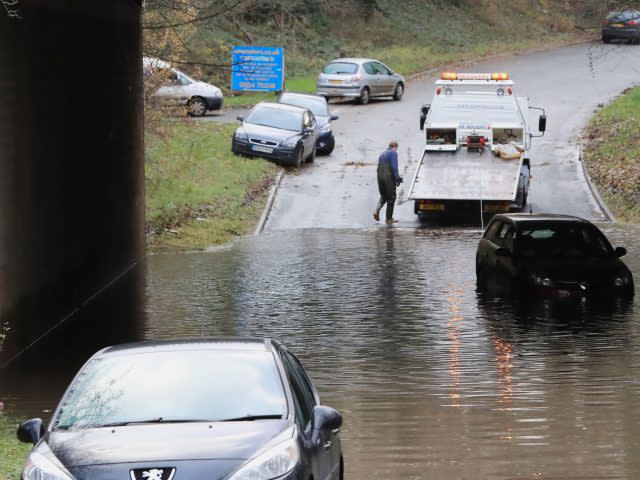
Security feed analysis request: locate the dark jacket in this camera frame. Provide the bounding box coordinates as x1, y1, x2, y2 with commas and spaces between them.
377, 148, 399, 201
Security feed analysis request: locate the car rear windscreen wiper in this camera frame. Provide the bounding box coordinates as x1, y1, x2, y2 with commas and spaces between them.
218, 414, 283, 422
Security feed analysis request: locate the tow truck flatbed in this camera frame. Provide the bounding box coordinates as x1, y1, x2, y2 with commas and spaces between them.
408, 148, 523, 201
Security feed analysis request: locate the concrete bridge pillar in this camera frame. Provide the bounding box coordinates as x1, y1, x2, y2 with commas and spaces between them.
0, 1, 145, 368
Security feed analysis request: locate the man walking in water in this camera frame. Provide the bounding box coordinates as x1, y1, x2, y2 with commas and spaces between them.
373, 141, 403, 224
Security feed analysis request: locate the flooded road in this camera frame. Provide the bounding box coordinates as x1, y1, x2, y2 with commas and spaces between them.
2, 41, 640, 479
2, 224, 639, 478
141, 224, 640, 479
142, 225, 640, 479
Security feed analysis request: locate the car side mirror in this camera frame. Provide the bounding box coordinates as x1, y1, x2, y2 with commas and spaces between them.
311, 406, 342, 445
236, 115, 244, 122
538, 114, 547, 133
419, 104, 430, 131
495, 247, 511, 257
17, 418, 45, 445
330, 114, 339, 121
615, 246, 627, 257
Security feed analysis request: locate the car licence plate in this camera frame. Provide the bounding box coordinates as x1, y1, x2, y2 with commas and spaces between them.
329, 79, 343, 84
251, 145, 273, 153
612, 22, 625, 27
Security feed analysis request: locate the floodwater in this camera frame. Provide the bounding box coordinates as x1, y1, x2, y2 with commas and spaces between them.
3, 224, 640, 479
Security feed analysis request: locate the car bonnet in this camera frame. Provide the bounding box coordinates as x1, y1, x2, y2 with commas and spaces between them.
45, 420, 290, 468
242, 122, 301, 143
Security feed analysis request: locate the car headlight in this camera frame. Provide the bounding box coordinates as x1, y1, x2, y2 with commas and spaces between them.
22, 451, 74, 480
235, 128, 248, 141
281, 137, 299, 148
319, 123, 332, 134
228, 437, 299, 480
614, 275, 631, 287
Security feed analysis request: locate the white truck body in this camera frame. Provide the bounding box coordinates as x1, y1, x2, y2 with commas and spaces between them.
410, 75, 544, 215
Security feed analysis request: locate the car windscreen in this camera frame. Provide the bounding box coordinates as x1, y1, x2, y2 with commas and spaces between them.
517, 223, 614, 258
246, 107, 302, 131
279, 95, 329, 117
608, 11, 640, 21
323, 62, 358, 75
53, 350, 287, 430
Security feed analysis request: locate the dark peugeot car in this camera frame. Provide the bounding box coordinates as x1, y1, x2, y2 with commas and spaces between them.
276, 92, 339, 155
476, 214, 634, 297
17, 338, 343, 480
232, 102, 318, 167
602, 10, 640, 43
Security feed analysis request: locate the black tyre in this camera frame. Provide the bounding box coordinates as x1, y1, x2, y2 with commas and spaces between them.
602, 33, 611, 44
321, 136, 335, 155
358, 87, 370, 105
393, 82, 404, 101
187, 97, 207, 117
292, 146, 303, 168
476, 267, 488, 291
306, 146, 316, 163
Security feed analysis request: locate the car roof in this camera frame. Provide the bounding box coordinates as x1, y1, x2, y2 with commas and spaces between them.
280, 92, 327, 102
97, 337, 280, 357
254, 101, 307, 113
494, 213, 592, 224
326, 58, 378, 65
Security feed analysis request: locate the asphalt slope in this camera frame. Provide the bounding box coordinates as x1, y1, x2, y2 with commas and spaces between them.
264, 43, 640, 230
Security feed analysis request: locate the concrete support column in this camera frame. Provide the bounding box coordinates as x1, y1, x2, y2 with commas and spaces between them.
0, 1, 145, 368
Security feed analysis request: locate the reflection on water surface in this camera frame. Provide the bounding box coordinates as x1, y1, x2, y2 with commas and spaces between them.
3, 225, 640, 479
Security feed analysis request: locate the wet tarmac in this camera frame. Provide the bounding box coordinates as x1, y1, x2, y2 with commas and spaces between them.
266, 42, 640, 230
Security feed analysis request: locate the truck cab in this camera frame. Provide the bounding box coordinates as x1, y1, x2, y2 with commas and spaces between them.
410, 72, 546, 219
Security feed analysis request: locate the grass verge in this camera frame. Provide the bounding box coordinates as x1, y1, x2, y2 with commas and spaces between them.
583, 86, 640, 223
145, 117, 280, 253
0, 413, 29, 480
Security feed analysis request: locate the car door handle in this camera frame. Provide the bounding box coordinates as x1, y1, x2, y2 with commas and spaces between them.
323, 440, 332, 451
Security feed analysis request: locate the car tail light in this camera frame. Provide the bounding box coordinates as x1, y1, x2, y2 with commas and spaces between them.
352, 75, 360, 82
436, 87, 442, 95
603, 17, 609, 25
627, 19, 640, 25
507, 87, 513, 95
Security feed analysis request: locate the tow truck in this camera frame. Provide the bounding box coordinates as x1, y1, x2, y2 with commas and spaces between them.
409, 72, 546, 219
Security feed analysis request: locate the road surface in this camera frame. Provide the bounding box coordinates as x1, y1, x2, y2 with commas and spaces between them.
265, 42, 640, 230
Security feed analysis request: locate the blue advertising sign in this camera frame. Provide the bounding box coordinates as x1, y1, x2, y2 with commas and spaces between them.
231, 46, 284, 92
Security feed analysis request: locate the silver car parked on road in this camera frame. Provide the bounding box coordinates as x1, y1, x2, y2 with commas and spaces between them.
316, 57, 405, 105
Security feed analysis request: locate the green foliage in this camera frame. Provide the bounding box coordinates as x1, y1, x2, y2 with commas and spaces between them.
0, 413, 29, 480
143, 0, 591, 92
145, 119, 279, 252
584, 87, 640, 223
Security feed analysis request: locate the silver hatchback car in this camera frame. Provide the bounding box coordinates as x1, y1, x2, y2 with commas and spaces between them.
316, 57, 405, 105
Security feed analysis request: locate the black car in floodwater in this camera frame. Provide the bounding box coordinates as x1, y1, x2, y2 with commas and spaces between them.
232, 102, 319, 168
476, 214, 634, 297
17, 338, 343, 480
602, 10, 640, 43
